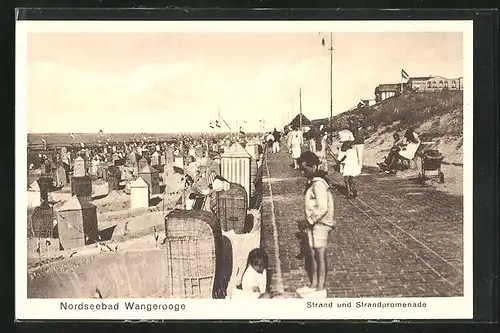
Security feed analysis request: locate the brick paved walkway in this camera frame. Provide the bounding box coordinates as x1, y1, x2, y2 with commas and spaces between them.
260, 145, 463, 297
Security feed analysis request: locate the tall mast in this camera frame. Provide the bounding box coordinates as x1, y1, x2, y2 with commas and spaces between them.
329, 32, 333, 127
217, 105, 221, 134
299, 88, 303, 129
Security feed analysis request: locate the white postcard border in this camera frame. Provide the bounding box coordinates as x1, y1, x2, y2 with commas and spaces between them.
16, 19, 473, 320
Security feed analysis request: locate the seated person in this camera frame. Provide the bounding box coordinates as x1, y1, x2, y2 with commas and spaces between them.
379, 128, 420, 171
378, 133, 403, 170
398, 128, 421, 161
231, 248, 270, 299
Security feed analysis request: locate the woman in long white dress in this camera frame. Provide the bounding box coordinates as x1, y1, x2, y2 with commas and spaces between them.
287, 126, 303, 169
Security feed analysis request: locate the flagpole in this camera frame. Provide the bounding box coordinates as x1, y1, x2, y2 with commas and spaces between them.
400, 69, 409, 95
288, 98, 291, 128
321, 32, 334, 143
329, 32, 333, 138
299, 88, 303, 130
400, 70, 403, 96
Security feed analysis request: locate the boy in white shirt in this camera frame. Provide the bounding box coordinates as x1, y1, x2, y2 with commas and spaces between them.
296, 151, 336, 299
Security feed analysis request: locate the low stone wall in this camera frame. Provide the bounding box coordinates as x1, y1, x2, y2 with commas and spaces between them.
28, 248, 171, 298
27, 167, 265, 299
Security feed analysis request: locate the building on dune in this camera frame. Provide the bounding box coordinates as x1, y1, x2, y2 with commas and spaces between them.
374, 76, 463, 103
374, 84, 402, 103
407, 76, 464, 92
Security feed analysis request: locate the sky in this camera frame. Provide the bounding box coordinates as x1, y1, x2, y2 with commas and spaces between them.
26, 31, 463, 133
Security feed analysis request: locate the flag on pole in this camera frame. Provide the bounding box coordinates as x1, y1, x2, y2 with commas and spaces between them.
401, 69, 410, 80
220, 117, 232, 131
401, 69, 409, 94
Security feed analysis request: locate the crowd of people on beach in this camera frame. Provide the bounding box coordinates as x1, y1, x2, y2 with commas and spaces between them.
259, 119, 423, 299
27, 118, 423, 300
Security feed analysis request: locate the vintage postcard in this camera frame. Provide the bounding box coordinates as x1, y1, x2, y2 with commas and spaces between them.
16, 19, 473, 320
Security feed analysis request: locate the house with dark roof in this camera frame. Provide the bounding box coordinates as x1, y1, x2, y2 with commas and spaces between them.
407, 76, 432, 91
288, 114, 311, 130
374, 83, 401, 103
358, 99, 376, 108
310, 117, 329, 128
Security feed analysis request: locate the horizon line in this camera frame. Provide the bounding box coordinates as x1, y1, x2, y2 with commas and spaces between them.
27, 131, 267, 135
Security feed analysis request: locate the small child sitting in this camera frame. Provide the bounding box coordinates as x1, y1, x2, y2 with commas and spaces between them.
231, 248, 270, 299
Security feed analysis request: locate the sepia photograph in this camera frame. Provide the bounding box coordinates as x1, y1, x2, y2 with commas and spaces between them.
16, 20, 473, 320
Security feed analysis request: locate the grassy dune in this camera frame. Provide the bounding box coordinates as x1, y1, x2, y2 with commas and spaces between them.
333, 91, 463, 136
331, 90, 464, 195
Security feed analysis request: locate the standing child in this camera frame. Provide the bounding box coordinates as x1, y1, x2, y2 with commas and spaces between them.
296, 151, 336, 299
337, 140, 361, 198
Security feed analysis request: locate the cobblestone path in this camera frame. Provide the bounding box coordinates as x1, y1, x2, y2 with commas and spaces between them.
260, 145, 463, 297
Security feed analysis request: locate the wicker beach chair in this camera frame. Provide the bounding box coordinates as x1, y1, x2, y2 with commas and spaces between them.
164, 210, 223, 299
216, 183, 248, 234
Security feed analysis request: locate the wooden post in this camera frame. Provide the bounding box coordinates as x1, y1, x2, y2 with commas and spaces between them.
299, 88, 302, 130
329, 32, 333, 144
